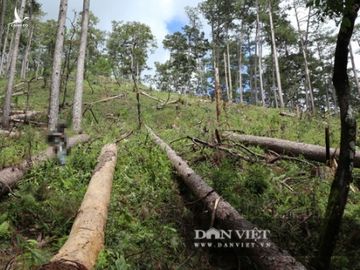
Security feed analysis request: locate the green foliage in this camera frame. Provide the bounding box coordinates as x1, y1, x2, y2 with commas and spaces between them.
243, 164, 269, 195
107, 21, 156, 79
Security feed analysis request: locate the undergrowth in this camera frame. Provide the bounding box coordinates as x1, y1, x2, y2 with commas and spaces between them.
0, 78, 359, 269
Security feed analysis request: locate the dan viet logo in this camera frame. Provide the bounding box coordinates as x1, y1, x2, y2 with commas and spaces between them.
10, 7, 29, 28
194, 227, 271, 248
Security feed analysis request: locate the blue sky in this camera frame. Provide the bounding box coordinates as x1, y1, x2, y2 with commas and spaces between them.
166, 19, 184, 33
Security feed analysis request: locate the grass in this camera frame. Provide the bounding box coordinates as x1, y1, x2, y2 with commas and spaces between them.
0, 76, 359, 269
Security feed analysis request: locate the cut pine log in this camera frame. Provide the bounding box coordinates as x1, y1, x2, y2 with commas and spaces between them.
223, 132, 360, 168
9, 111, 41, 121
39, 144, 117, 270
146, 125, 306, 270
0, 134, 90, 197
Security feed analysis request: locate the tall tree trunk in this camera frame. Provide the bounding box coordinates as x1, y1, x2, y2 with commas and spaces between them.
271, 46, 279, 108
211, 23, 221, 122
0, 24, 9, 75
238, 27, 243, 104
268, 0, 284, 108
256, 3, 265, 106
349, 43, 360, 96
294, 3, 315, 113
1, 0, 26, 129
314, 3, 359, 269
0, 0, 7, 55
215, 65, 221, 122
20, 26, 34, 79
223, 52, 230, 101
317, 41, 337, 109
48, 0, 68, 130
72, 0, 90, 133
4, 29, 15, 75
226, 42, 233, 102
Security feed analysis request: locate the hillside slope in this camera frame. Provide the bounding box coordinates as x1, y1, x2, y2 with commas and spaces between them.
0, 79, 359, 269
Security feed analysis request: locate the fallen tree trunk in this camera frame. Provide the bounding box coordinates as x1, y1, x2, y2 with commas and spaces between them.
146, 125, 306, 270
0, 129, 19, 137
223, 132, 360, 168
279, 111, 296, 117
9, 111, 41, 121
139, 90, 179, 108
0, 134, 90, 197
139, 90, 163, 102
84, 94, 125, 107
39, 144, 117, 270
0, 90, 27, 99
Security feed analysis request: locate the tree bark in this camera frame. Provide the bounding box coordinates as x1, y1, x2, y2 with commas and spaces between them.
314, 3, 359, 269
1, 0, 26, 128
222, 132, 360, 168
223, 52, 230, 101
226, 42, 233, 102
238, 26, 243, 104
146, 125, 306, 270
0, 134, 90, 198
214, 66, 221, 122
72, 0, 90, 133
4, 29, 15, 75
349, 43, 360, 96
256, 0, 265, 106
294, 3, 315, 113
0, 0, 7, 55
39, 144, 117, 270
20, 26, 34, 79
0, 24, 9, 75
268, 0, 284, 108
48, 0, 68, 130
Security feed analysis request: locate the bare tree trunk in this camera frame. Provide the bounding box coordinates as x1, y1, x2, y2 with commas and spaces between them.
215, 66, 221, 122
48, 0, 68, 130
0, 0, 7, 55
1, 0, 26, 129
238, 27, 243, 104
226, 42, 233, 102
20, 26, 34, 79
256, 3, 265, 106
314, 3, 359, 269
294, 3, 315, 113
72, 0, 90, 133
253, 38, 258, 104
4, 29, 15, 75
0, 134, 90, 197
0, 24, 9, 75
39, 144, 117, 270
268, 0, 284, 108
223, 52, 230, 101
271, 47, 279, 108
146, 125, 306, 270
349, 43, 360, 96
